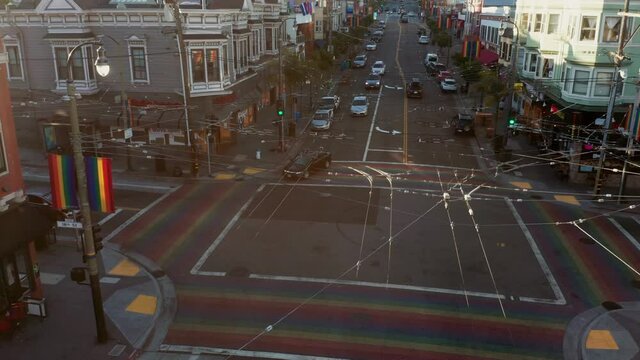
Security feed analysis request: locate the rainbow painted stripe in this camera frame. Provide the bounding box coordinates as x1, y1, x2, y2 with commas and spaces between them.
48, 153, 78, 210
85, 156, 114, 213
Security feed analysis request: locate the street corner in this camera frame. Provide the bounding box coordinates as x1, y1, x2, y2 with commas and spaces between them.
108, 258, 142, 277
105, 281, 160, 346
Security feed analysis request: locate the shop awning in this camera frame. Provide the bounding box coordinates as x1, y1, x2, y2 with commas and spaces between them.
478, 49, 499, 65
0, 203, 60, 256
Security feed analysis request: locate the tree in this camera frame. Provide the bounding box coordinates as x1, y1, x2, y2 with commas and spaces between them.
472, 70, 508, 148
435, 31, 452, 66
458, 58, 483, 85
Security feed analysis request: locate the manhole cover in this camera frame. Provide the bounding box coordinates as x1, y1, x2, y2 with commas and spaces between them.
227, 267, 250, 277
601, 301, 623, 311
579, 237, 596, 245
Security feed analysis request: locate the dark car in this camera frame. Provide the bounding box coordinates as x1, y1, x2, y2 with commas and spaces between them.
452, 113, 475, 135
400, 16, 408, 23
283, 149, 332, 179
426, 62, 446, 75
406, 78, 423, 98
365, 73, 382, 89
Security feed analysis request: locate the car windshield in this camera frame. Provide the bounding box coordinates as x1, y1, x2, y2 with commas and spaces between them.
314, 112, 330, 120
320, 98, 334, 106
355, 56, 365, 61
293, 155, 310, 165
409, 82, 421, 88
444, 79, 456, 84
367, 75, 380, 81
353, 99, 367, 106
373, 63, 383, 68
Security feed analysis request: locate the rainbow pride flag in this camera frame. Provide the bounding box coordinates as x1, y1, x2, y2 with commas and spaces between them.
85, 157, 115, 213
462, 37, 480, 59
48, 154, 78, 210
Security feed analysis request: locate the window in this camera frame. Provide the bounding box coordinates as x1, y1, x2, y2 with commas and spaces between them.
527, 53, 538, 73
567, 16, 576, 39
573, 70, 589, 95
222, 44, 228, 77
315, 20, 322, 32
564, 66, 572, 92
54, 47, 69, 81
602, 16, 632, 43
594, 72, 612, 96
53, 45, 95, 82
6, 45, 23, 79
580, 16, 597, 41
0, 130, 7, 175
534, 14, 543, 32
265, 28, 273, 51
548, 14, 559, 34
520, 13, 529, 31
129, 46, 148, 82
540, 58, 554, 78
191, 49, 205, 82
206, 49, 220, 82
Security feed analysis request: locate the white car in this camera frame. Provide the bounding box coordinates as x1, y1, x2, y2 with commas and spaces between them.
440, 78, 458, 93
310, 109, 334, 130
350, 96, 369, 116
371, 61, 386, 75
418, 35, 430, 44
319, 95, 340, 111
365, 41, 377, 51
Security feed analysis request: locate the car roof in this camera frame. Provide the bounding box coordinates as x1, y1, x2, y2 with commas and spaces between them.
321, 96, 335, 100
315, 109, 332, 114
353, 95, 368, 101
374, 61, 384, 65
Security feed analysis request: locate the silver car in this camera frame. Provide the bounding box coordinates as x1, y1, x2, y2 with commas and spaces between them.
352, 54, 367, 68
350, 96, 369, 117
365, 73, 381, 89
311, 109, 334, 130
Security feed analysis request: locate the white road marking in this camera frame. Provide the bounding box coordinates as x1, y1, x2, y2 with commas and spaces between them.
160, 345, 349, 360
98, 208, 122, 226
367, 148, 404, 153
191, 184, 265, 274
335, 160, 473, 171
248, 274, 506, 300
362, 85, 384, 161
23, 171, 176, 192
104, 186, 179, 243
505, 198, 566, 305
608, 217, 640, 251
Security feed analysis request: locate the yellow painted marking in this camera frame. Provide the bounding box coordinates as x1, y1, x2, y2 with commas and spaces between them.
554, 195, 580, 206
126, 294, 157, 315
108, 259, 140, 277
243, 167, 265, 175
510, 181, 532, 189
214, 173, 236, 180
585, 330, 619, 350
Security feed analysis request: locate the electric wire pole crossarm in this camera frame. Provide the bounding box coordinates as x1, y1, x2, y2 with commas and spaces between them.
65, 40, 111, 343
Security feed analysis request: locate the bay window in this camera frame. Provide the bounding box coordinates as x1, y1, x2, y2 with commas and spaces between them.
6, 45, 23, 79
594, 72, 612, 97
580, 16, 597, 41
572, 70, 589, 95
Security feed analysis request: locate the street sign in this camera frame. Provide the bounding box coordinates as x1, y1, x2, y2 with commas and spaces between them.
57, 220, 83, 229
124, 128, 133, 139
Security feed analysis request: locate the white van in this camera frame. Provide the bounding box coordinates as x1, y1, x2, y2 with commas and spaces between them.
424, 53, 438, 66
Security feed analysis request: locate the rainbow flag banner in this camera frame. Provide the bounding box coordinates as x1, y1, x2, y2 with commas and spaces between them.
48, 154, 78, 210
85, 156, 115, 213
462, 36, 480, 59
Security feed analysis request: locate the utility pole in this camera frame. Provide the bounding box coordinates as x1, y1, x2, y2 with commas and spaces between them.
500, 18, 520, 148
327, 0, 333, 53
167, 0, 192, 147
594, 0, 630, 195
119, 71, 132, 171
278, 20, 286, 152
617, 86, 639, 202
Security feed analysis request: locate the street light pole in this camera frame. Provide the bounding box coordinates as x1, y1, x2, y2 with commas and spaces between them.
278, 19, 288, 152
594, 0, 630, 195
500, 18, 519, 147
66, 41, 111, 343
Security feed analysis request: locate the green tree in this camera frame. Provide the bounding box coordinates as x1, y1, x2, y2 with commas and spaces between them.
435, 31, 452, 66
472, 70, 508, 139
459, 58, 483, 85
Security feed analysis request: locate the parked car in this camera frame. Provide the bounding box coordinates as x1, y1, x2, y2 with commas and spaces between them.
371, 34, 383, 42
373, 30, 384, 37
406, 78, 423, 98
365, 41, 377, 51
452, 113, 475, 135
350, 95, 370, 117
365, 73, 382, 89
319, 95, 340, 111
400, 15, 408, 23
418, 35, 430, 44
440, 78, 458, 93
310, 109, 334, 130
352, 54, 367, 68
436, 70, 453, 82
283, 149, 332, 179
426, 62, 446, 76
371, 61, 386, 75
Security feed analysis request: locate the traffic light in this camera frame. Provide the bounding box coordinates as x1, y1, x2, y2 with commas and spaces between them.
276, 99, 284, 117
508, 118, 516, 127
92, 224, 103, 252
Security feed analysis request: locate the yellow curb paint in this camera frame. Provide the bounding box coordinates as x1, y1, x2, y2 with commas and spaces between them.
585, 330, 619, 350
126, 294, 157, 315
554, 195, 580, 206
510, 181, 532, 189
214, 173, 236, 180
243, 167, 265, 175
108, 259, 140, 277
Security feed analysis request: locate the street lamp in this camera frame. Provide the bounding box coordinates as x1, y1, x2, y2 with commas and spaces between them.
499, 17, 520, 148
66, 40, 110, 343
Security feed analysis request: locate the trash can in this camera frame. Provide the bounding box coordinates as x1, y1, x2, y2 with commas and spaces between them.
288, 122, 296, 137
